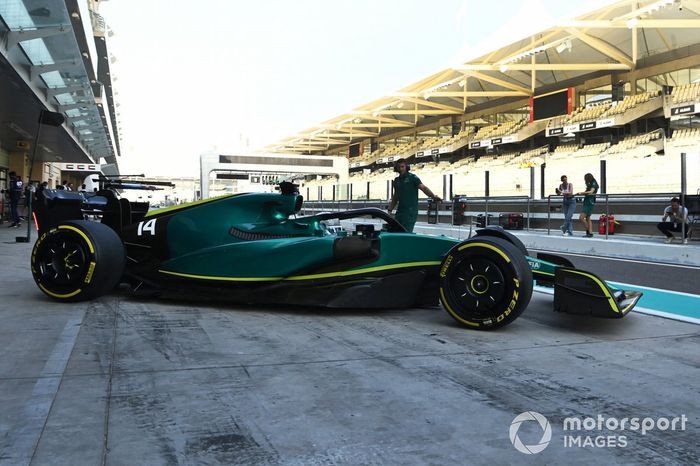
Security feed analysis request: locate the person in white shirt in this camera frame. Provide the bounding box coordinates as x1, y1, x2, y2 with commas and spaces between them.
657, 197, 689, 244
555, 175, 576, 236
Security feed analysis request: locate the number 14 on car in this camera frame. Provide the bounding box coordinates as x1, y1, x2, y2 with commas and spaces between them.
137, 219, 156, 236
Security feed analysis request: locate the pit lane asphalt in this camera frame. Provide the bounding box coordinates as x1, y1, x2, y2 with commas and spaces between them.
0, 226, 698, 465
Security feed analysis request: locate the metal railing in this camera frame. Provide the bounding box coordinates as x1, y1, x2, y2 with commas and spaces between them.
546, 192, 684, 240
454, 195, 531, 230
298, 191, 700, 244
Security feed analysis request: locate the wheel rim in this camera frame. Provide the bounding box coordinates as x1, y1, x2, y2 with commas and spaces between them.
448, 257, 507, 318
36, 233, 89, 289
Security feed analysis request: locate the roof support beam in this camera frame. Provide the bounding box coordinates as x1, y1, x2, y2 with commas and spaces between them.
29, 60, 81, 81
313, 132, 374, 138
494, 31, 563, 65
460, 71, 532, 94
5, 26, 71, 49
406, 69, 457, 93
300, 138, 348, 147
558, 19, 700, 28
397, 96, 463, 112
321, 126, 380, 137
337, 123, 410, 128
57, 102, 92, 112
377, 109, 462, 115
279, 145, 325, 151
392, 90, 528, 98
350, 113, 415, 126
565, 29, 634, 68
298, 138, 349, 145
457, 63, 630, 71
46, 85, 88, 99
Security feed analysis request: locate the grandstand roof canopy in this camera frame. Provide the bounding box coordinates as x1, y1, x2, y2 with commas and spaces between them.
267, 0, 700, 155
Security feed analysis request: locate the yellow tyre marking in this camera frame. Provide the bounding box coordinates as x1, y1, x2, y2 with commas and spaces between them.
57, 225, 94, 254
457, 242, 510, 263
439, 287, 480, 327
470, 275, 489, 295
84, 261, 96, 284
39, 284, 82, 299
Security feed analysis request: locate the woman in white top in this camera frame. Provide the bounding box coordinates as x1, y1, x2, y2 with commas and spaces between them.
555, 175, 576, 236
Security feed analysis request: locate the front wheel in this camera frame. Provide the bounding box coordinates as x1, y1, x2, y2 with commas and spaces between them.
438, 236, 532, 330
31, 220, 125, 301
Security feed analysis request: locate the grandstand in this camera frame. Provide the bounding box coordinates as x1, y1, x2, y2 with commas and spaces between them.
671, 82, 700, 104
265, 0, 700, 220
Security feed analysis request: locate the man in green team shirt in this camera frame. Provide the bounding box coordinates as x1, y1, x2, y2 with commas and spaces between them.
388, 158, 442, 232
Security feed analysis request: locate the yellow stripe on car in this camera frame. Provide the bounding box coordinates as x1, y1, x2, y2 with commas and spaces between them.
457, 242, 510, 263
58, 225, 94, 253
145, 194, 239, 218
158, 270, 284, 281
284, 261, 440, 281
158, 261, 441, 283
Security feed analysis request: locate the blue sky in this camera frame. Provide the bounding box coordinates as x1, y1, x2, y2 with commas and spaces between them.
101, 0, 606, 177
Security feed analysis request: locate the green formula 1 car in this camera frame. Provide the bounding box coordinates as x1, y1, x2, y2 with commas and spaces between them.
30, 182, 642, 330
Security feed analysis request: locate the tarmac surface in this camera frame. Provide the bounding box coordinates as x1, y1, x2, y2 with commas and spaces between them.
0, 223, 698, 465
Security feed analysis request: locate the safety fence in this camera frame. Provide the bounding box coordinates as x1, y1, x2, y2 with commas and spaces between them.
301, 192, 700, 241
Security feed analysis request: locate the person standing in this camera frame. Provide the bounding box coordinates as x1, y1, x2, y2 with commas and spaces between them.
35, 181, 48, 200
555, 174, 576, 236
22, 179, 36, 220
6, 171, 23, 228
388, 158, 441, 232
576, 173, 599, 238
657, 197, 689, 244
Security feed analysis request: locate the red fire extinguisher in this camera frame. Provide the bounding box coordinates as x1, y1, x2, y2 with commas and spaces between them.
598, 214, 615, 235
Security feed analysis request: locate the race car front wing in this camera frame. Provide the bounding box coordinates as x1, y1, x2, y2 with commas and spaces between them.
552, 267, 643, 318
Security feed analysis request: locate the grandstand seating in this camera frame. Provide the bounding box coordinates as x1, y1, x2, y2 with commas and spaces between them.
513, 146, 548, 168
608, 131, 662, 155
350, 127, 475, 167
671, 82, 700, 104
472, 119, 528, 140
308, 89, 700, 201
607, 91, 660, 116
567, 101, 611, 123
306, 131, 697, 200
548, 143, 579, 160
545, 92, 659, 131
670, 127, 700, 144
576, 142, 610, 157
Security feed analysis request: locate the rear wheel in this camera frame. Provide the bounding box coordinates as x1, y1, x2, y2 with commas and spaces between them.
31, 220, 125, 301
439, 236, 532, 330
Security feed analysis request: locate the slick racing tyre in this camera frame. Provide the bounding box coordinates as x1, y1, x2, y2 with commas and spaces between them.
31, 220, 125, 301
438, 236, 532, 330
